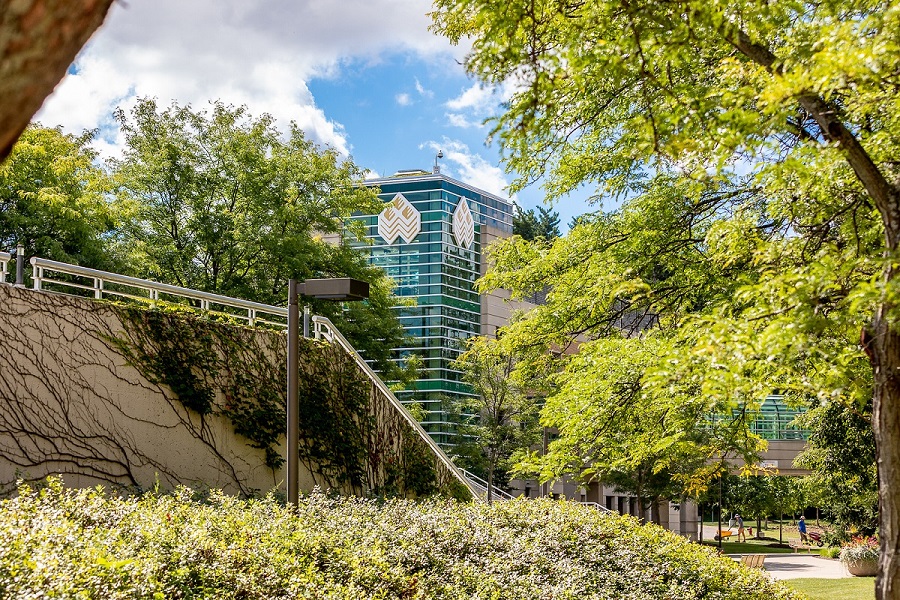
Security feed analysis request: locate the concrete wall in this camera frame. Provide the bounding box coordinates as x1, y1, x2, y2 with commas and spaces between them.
0, 285, 466, 499
479, 224, 537, 339
0, 285, 292, 495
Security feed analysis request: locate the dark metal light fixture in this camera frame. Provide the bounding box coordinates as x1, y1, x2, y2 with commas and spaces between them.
286, 277, 369, 506
295, 278, 370, 301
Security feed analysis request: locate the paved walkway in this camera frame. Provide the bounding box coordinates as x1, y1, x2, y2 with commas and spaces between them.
729, 553, 850, 580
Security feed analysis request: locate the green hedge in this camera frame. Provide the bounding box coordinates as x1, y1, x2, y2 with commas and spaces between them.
0, 478, 801, 599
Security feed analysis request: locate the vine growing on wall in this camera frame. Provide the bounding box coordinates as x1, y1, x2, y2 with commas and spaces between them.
103, 302, 468, 500
108, 305, 287, 470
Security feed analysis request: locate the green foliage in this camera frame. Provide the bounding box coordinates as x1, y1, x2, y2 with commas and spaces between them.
512, 204, 560, 241
110, 98, 410, 382
107, 303, 448, 497
0, 477, 803, 599
431, 0, 892, 525
2, 103, 410, 384
110, 304, 288, 470
111, 98, 379, 296
450, 336, 541, 499
431, 0, 899, 207
796, 402, 878, 533
0, 124, 120, 270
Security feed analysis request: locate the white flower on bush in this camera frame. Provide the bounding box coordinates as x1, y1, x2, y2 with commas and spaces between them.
839, 536, 879, 565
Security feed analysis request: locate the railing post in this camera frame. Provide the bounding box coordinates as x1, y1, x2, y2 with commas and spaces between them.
15, 244, 24, 287
287, 280, 300, 507
94, 278, 102, 299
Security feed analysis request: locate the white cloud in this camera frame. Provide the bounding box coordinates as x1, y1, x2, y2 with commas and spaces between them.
396, 93, 412, 106
36, 0, 457, 157
414, 78, 433, 98
422, 139, 514, 200
445, 112, 482, 129
444, 81, 519, 131
446, 84, 496, 112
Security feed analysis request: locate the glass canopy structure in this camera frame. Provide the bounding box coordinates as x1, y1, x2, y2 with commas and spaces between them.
748, 394, 809, 441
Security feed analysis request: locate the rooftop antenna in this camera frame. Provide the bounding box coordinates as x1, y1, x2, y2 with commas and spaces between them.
433, 150, 443, 174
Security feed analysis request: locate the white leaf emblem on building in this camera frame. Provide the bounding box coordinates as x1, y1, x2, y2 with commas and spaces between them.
378, 193, 421, 244
452, 199, 475, 248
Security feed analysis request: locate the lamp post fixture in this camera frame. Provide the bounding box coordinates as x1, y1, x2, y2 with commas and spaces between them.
286, 277, 369, 507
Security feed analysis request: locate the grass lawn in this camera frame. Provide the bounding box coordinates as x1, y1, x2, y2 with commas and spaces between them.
781, 578, 874, 600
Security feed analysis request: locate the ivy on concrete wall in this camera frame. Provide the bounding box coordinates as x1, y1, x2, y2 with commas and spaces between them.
106, 302, 469, 499
109, 305, 287, 470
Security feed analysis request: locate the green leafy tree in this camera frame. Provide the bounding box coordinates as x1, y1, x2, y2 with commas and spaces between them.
432, 2, 900, 592
479, 178, 770, 507
112, 99, 409, 380
513, 331, 748, 522
512, 205, 561, 241
797, 401, 879, 534
0, 125, 119, 271
724, 474, 778, 539
450, 336, 541, 501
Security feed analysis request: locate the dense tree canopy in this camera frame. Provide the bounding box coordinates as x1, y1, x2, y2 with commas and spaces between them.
432, 1, 899, 591
4, 106, 410, 382
0, 125, 120, 271
512, 205, 560, 241
449, 336, 541, 501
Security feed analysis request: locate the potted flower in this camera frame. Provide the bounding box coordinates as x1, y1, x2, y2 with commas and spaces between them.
840, 536, 879, 577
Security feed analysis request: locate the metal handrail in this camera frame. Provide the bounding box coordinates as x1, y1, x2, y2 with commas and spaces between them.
0, 251, 9, 284
580, 501, 615, 513
460, 468, 515, 501
30, 257, 288, 326
312, 315, 480, 500
22, 256, 479, 499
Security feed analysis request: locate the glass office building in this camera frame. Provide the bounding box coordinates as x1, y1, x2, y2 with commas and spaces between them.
354, 170, 514, 447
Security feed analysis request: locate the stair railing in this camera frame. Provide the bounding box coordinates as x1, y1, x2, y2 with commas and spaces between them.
460, 469, 515, 501
312, 315, 479, 499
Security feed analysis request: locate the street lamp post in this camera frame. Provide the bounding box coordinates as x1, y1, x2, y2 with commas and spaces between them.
285, 277, 369, 507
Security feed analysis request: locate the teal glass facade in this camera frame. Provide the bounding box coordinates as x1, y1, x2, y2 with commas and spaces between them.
355, 173, 513, 447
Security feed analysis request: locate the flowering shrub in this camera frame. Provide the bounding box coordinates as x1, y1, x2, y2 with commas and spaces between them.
840, 536, 879, 565
0, 478, 803, 599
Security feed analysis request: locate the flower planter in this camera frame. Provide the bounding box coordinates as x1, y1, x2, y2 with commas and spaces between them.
844, 559, 878, 577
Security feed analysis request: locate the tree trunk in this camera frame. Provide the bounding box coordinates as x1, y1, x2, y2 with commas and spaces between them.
0, 0, 116, 159
872, 302, 900, 600
486, 455, 494, 503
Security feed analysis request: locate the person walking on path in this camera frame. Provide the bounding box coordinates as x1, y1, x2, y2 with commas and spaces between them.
798, 516, 808, 543
735, 514, 746, 542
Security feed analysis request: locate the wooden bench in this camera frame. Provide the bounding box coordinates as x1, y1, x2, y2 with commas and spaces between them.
789, 540, 815, 553
740, 554, 766, 569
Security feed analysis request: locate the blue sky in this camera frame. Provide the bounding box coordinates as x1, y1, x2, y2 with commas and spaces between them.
36, 0, 597, 228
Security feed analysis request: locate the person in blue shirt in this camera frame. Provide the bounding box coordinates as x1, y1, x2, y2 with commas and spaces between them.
798, 515, 808, 542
